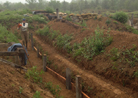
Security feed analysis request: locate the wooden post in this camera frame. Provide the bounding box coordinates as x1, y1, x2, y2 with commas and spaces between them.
131, 14, 134, 27
66, 68, 71, 90
56, 8, 59, 19
31, 33, 34, 50
76, 75, 82, 98
43, 54, 47, 72
37, 46, 39, 58
17, 48, 25, 66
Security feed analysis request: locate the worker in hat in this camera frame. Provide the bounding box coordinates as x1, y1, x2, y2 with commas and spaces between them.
18, 18, 29, 48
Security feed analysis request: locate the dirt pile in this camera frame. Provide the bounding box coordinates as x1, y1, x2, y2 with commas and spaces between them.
0, 62, 54, 98
46, 20, 138, 95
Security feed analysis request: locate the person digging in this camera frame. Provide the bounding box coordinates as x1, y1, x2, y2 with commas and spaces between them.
17, 19, 29, 48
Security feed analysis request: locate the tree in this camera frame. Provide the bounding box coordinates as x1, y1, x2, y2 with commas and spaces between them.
25, 0, 37, 9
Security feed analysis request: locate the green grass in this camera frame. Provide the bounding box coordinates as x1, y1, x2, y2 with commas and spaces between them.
0, 24, 19, 43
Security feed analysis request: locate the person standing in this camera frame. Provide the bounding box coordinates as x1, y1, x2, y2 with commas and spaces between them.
18, 19, 29, 48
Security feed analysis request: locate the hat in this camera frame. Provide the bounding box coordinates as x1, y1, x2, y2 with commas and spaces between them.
22, 18, 26, 21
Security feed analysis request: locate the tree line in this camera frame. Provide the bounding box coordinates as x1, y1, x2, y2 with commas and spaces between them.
0, 0, 138, 13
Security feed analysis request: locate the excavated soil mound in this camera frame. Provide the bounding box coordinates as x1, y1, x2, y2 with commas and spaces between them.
47, 20, 138, 94
86, 17, 130, 32
0, 62, 54, 98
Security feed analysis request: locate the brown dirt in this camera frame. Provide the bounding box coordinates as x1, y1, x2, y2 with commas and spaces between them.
31, 20, 138, 97
33, 35, 135, 98
27, 44, 76, 98
0, 62, 54, 98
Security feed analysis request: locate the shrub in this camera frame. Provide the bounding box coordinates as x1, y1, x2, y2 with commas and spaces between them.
65, 15, 72, 21
73, 27, 113, 60
106, 19, 111, 25
32, 91, 43, 98
81, 20, 87, 27
113, 12, 128, 24
25, 66, 44, 83
36, 26, 50, 36
0, 25, 19, 43
46, 7, 54, 13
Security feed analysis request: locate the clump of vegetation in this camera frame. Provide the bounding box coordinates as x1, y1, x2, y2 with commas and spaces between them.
109, 45, 138, 67
36, 26, 50, 36
65, 15, 72, 21
46, 7, 54, 13
81, 20, 87, 27
110, 48, 120, 61
19, 86, 23, 94
125, 24, 138, 34
0, 24, 19, 43
113, 21, 118, 24
73, 27, 113, 60
32, 91, 43, 98
55, 34, 72, 53
25, 66, 44, 83
113, 12, 128, 24
45, 82, 63, 98
106, 19, 111, 25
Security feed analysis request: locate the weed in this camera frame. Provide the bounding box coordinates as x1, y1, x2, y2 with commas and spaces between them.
11, 84, 15, 87
28, 25, 34, 29
45, 82, 63, 98
73, 27, 112, 60
0, 24, 19, 43
110, 48, 119, 61
133, 71, 138, 78
81, 20, 87, 27
32, 91, 43, 98
87, 86, 93, 93
19, 86, 23, 94
106, 19, 111, 25
113, 21, 118, 24
65, 15, 72, 21
25, 66, 44, 83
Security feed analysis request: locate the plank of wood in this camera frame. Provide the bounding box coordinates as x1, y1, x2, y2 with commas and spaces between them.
0, 52, 21, 56
0, 58, 27, 72
0, 42, 15, 47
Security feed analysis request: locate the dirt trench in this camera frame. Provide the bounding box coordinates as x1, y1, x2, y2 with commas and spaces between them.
26, 42, 76, 98
32, 35, 135, 98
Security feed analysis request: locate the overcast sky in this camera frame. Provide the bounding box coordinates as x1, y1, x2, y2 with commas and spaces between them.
2, 0, 71, 3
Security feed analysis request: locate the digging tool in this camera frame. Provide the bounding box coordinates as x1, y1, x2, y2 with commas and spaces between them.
21, 42, 32, 67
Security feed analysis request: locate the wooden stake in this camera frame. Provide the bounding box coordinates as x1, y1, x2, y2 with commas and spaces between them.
76, 75, 82, 98
37, 46, 39, 58
66, 68, 71, 90
131, 14, 134, 27
43, 54, 47, 72
56, 8, 59, 19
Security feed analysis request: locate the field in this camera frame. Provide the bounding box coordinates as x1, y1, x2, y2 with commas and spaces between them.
1, 9, 138, 98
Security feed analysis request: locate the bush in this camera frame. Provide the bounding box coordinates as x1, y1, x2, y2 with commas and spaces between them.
46, 7, 54, 13
73, 27, 113, 60
25, 66, 44, 83
106, 19, 111, 25
0, 25, 19, 43
113, 12, 128, 24
65, 15, 72, 21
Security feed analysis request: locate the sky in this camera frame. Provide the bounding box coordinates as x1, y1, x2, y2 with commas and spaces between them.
2, 0, 71, 3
